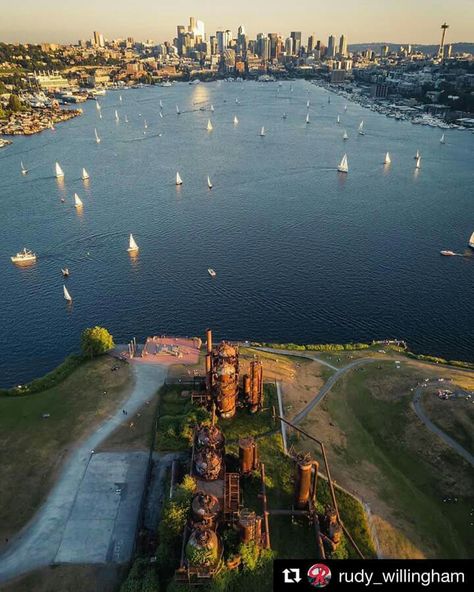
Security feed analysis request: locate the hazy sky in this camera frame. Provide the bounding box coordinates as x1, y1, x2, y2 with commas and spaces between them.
1, 0, 473, 45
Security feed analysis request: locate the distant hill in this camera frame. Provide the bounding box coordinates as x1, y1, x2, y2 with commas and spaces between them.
348, 42, 474, 55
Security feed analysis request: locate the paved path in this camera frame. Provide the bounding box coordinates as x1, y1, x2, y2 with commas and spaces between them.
0, 363, 166, 585
412, 385, 474, 468
255, 347, 376, 425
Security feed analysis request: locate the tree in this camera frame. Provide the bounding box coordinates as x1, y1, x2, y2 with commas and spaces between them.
81, 326, 114, 358
8, 94, 21, 112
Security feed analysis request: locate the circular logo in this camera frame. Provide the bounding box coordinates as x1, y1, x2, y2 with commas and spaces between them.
307, 563, 332, 588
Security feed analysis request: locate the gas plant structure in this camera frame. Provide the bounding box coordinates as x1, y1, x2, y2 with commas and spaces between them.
172, 329, 362, 583
192, 329, 264, 418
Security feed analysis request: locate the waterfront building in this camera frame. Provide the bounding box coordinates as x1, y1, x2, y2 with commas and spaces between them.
28, 70, 69, 90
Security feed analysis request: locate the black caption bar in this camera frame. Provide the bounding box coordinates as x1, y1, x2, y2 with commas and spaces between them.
273, 559, 472, 591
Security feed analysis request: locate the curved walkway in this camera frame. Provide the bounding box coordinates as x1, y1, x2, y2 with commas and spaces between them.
412, 385, 474, 468
0, 363, 166, 585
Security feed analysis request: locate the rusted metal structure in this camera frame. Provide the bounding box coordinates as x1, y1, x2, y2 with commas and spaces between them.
293, 452, 315, 510
239, 436, 259, 475
185, 525, 222, 570
196, 424, 225, 451
238, 509, 263, 544
248, 360, 264, 413
191, 492, 220, 526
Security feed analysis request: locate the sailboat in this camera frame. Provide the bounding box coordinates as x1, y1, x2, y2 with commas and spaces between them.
94, 128, 101, 143
124, 115, 128, 123
358, 121, 365, 135
207, 176, 213, 189
306, 100, 310, 108
63, 285, 72, 302
468, 231, 474, 249
144, 119, 148, 129
440, 133, 445, 144
55, 162, 64, 178
99, 111, 102, 119
119, 95, 122, 102
74, 193, 83, 208
290, 85, 294, 93
21, 161, 28, 175
207, 119, 213, 131
260, 126, 265, 137
96, 102, 101, 111
176, 105, 180, 115
115, 110, 119, 122
127, 234, 139, 253
159, 111, 163, 118
233, 115, 239, 125
337, 154, 348, 173
159, 99, 163, 109
336, 115, 340, 124
235, 97, 240, 104
343, 130, 348, 141
81, 168, 90, 180
176, 172, 183, 185
415, 156, 421, 169
344, 104, 348, 111
384, 152, 391, 165
305, 113, 310, 124
210, 104, 214, 113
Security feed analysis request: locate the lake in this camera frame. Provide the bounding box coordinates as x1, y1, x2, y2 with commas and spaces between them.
0, 80, 473, 387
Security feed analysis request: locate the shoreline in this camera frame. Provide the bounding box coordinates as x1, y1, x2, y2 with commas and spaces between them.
0, 107, 81, 137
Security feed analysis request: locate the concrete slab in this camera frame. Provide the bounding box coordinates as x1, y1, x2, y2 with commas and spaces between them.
54, 451, 149, 564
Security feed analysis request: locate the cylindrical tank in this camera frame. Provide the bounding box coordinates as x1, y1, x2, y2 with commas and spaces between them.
239, 436, 257, 474
194, 448, 222, 480
196, 424, 225, 450
186, 527, 220, 568
206, 329, 213, 353
295, 459, 313, 509
243, 375, 251, 397
191, 492, 220, 525
214, 343, 239, 418
249, 361, 263, 413
238, 508, 257, 543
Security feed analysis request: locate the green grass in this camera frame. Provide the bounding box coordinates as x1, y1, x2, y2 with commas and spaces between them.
318, 366, 473, 558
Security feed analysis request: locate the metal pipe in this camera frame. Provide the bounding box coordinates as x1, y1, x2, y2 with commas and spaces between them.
206, 328, 213, 353
260, 463, 271, 549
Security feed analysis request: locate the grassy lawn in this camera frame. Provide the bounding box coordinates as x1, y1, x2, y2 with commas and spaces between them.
0, 356, 133, 548
300, 362, 474, 558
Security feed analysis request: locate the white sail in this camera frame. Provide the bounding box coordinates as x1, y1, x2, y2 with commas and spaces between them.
144, 120, 148, 129
440, 133, 445, 144
306, 113, 310, 124
21, 161, 28, 174
81, 168, 89, 180
94, 128, 101, 143
176, 104, 180, 114
343, 130, 348, 140
233, 115, 239, 125
115, 109, 119, 122
124, 115, 128, 123
358, 121, 365, 135
260, 126, 265, 136
207, 119, 213, 131
63, 285, 72, 302
207, 176, 213, 189
415, 156, 421, 169
176, 172, 183, 185
99, 111, 102, 119
469, 231, 474, 248
235, 97, 239, 104
55, 162, 64, 178
119, 95, 122, 102
159, 99, 163, 109
384, 152, 391, 165
415, 149, 420, 159
74, 193, 83, 208
96, 101, 101, 111
344, 104, 348, 111
337, 154, 348, 173
306, 100, 310, 108
336, 115, 340, 124
159, 111, 163, 118
210, 104, 214, 112
128, 233, 139, 252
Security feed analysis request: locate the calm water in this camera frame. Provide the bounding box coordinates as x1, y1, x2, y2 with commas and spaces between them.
1, 80, 473, 387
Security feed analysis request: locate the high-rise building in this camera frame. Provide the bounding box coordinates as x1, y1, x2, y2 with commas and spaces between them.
238, 25, 246, 38
290, 31, 302, 55
268, 33, 278, 59
381, 44, 389, 57
338, 34, 347, 58
285, 37, 293, 55
93, 31, 105, 48
327, 35, 336, 58
216, 30, 232, 54
307, 35, 315, 54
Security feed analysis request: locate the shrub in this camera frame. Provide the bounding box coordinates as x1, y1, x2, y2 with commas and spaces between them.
81, 326, 115, 358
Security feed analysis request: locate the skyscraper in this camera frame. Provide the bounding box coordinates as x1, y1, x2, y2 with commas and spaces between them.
285, 37, 293, 55
307, 35, 315, 54
93, 31, 105, 48
268, 33, 278, 59
338, 34, 347, 58
216, 30, 232, 54
327, 35, 336, 58
290, 32, 302, 55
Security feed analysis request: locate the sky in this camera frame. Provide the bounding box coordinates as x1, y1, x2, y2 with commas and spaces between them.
1, 0, 473, 45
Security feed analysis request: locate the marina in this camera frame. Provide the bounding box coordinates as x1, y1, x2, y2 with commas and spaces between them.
0, 79, 473, 387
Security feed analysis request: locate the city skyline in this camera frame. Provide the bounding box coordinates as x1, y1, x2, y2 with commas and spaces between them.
2, 0, 474, 45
